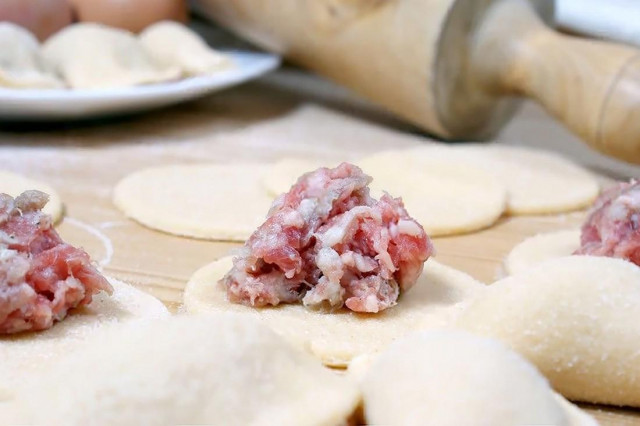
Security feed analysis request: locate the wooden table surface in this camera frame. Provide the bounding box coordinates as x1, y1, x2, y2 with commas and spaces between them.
1, 64, 639, 424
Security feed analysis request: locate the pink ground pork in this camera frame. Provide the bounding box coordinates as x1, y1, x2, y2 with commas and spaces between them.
221, 163, 433, 313
0, 190, 111, 334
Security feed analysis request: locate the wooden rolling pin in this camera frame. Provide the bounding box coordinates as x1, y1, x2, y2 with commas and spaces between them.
196, 0, 640, 163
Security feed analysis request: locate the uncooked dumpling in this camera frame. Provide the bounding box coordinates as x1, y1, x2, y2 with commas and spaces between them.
184, 256, 485, 366
0, 170, 64, 221
457, 255, 640, 406
504, 229, 580, 275
42, 23, 180, 89
113, 164, 274, 241
0, 277, 168, 391
1, 314, 360, 426
139, 21, 232, 76
0, 22, 62, 89
356, 149, 507, 236
359, 330, 596, 426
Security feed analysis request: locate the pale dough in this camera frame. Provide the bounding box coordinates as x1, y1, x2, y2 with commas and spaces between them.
356, 149, 507, 236
139, 21, 233, 77
113, 164, 274, 241
1, 314, 360, 426
457, 255, 640, 406
263, 158, 336, 197
42, 23, 180, 89
0, 22, 62, 89
359, 330, 596, 426
446, 144, 600, 215
348, 353, 595, 426
555, 395, 600, 426
0, 277, 169, 390
504, 229, 580, 275
184, 256, 485, 367
264, 145, 597, 235
0, 170, 64, 222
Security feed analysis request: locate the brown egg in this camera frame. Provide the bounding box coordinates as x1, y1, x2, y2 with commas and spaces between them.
0, 0, 74, 41
69, 0, 188, 33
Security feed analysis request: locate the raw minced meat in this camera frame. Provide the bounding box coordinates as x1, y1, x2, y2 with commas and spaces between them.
0, 190, 112, 334
576, 180, 640, 264
221, 163, 433, 313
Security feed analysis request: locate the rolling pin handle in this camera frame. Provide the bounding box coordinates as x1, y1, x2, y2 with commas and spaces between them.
472, 0, 640, 164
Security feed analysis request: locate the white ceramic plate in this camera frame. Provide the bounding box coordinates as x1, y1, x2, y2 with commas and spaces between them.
0, 51, 280, 121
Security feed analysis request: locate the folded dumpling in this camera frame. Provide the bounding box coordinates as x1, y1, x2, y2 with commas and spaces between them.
357, 330, 597, 426
42, 23, 180, 89
140, 21, 232, 77
1, 314, 360, 426
0, 22, 63, 89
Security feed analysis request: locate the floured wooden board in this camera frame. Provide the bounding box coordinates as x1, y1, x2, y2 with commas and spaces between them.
0, 90, 638, 423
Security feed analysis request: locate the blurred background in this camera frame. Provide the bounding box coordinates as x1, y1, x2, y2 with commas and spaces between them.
2, 0, 640, 177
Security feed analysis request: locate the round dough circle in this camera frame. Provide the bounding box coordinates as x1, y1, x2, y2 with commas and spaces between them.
0, 170, 64, 222
0, 277, 169, 390
184, 256, 485, 367
457, 255, 640, 406
356, 149, 507, 236
113, 164, 275, 241
361, 330, 592, 426
447, 144, 600, 215
504, 229, 580, 275
2, 314, 360, 426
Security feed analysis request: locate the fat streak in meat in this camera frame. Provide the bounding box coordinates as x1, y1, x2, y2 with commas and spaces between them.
576, 180, 640, 265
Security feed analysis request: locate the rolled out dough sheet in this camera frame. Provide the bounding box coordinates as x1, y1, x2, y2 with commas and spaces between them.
113, 163, 274, 242
184, 256, 486, 367
0, 170, 64, 222
504, 229, 580, 275
446, 144, 600, 215
263, 144, 598, 237
356, 150, 508, 236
